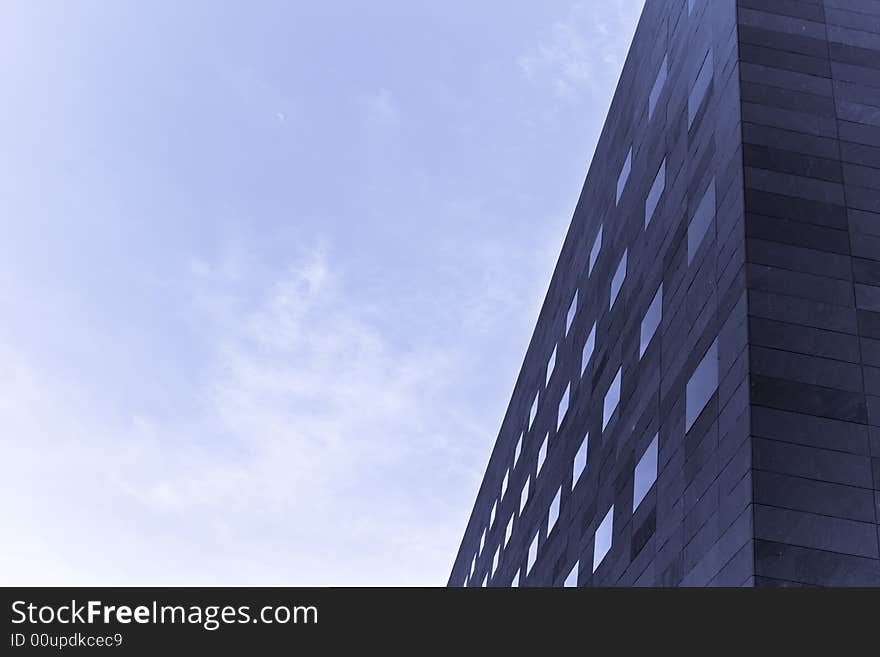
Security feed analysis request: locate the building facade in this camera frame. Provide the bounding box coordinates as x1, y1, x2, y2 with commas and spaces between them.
449, 0, 880, 587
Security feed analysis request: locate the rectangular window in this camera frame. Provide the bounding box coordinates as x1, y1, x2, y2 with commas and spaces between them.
688, 178, 716, 265
512, 569, 520, 588
593, 505, 614, 573
589, 226, 603, 276
616, 146, 632, 205
645, 158, 666, 227
633, 433, 659, 512
639, 283, 663, 359
505, 515, 513, 547
573, 432, 589, 484
610, 249, 627, 309
527, 531, 539, 574
537, 433, 548, 475
528, 392, 539, 430
566, 290, 578, 335
548, 486, 561, 534
564, 561, 579, 587
546, 344, 556, 385
582, 322, 596, 374
686, 338, 719, 432
648, 54, 668, 122
557, 383, 570, 430
514, 432, 522, 466
520, 476, 530, 513
688, 50, 714, 128
602, 367, 622, 431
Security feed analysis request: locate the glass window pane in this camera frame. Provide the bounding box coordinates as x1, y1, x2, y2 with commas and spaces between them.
537, 433, 548, 474
593, 505, 614, 573
686, 338, 719, 432
616, 146, 632, 205
490, 500, 496, 528
566, 290, 578, 335
649, 54, 668, 121
645, 158, 666, 227
589, 226, 603, 276
602, 367, 622, 431
633, 433, 659, 512
582, 322, 596, 374
514, 432, 522, 465
528, 392, 539, 430
527, 531, 539, 574
639, 283, 663, 358
564, 561, 579, 587
573, 432, 589, 484
688, 178, 716, 265
688, 50, 714, 127
557, 383, 570, 430
548, 486, 561, 533
520, 476, 530, 513
610, 249, 627, 309
501, 469, 508, 499
512, 569, 520, 588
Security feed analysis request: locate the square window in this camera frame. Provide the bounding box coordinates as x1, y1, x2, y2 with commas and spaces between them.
537, 433, 548, 474
547, 344, 557, 385
557, 383, 570, 430
639, 283, 663, 359
582, 322, 596, 374
616, 146, 632, 205
633, 433, 659, 512
686, 338, 719, 432
688, 50, 714, 128
593, 505, 614, 573
688, 178, 716, 265
527, 531, 539, 574
566, 290, 578, 335
589, 226, 603, 276
528, 392, 539, 430
645, 158, 666, 227
648, 54, 668, 122
602, 367, 622, 431
573, 432, 589, 484
564, 561, 579, 587
548, 486, 561, 534
610, 249, 627, 309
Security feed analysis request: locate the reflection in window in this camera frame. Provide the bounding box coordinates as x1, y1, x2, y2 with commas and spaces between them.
564, 561, 579, 587
639, 284, 663, 359
688, 50, 714, 128
582, 322, 596, 374
645, 158, 666, 227
688, 178, 716, 265
557, 383, 570, 430
527, 531, 539, 574
633, 433, 659, 512
603, 367, 622, 431
537, 433, 548, 475
593, 505, 614, 573
686, 338, 719, 432
589, 226, 603, 276
573, 432, 589, 484
566, 291, 578, 335
547, 344, 557, 385
616, 146, 632, 205
610, 249, 627, 309
649, 54, 668, 122
548, 486, 561, 534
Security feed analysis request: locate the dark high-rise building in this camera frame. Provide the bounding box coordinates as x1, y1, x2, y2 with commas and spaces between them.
449, 0, 880, 587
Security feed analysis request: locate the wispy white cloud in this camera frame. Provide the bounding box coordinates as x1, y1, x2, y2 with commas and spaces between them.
519, 1, 643, 98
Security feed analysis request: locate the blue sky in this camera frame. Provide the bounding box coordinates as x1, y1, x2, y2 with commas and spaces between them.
0, 1, 642, 585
